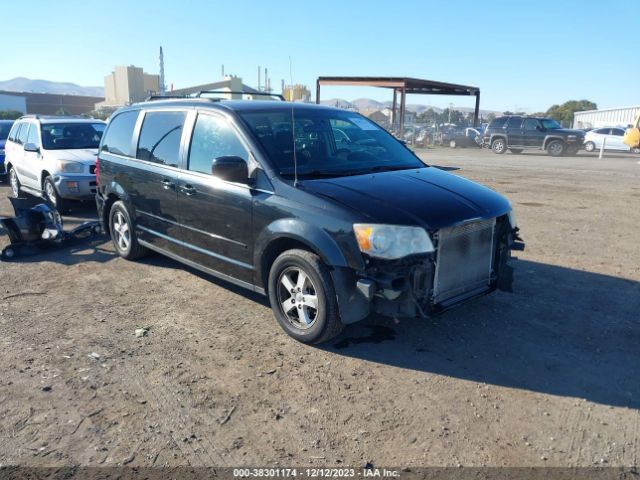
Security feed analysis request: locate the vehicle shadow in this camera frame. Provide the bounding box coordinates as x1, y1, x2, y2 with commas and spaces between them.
0, 236, 115, 265
323, 259, 640, 409
138, 252, 271, 308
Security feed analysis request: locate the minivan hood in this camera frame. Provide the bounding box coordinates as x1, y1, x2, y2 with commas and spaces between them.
300, 167, 511, 230
45, 148, 98, 163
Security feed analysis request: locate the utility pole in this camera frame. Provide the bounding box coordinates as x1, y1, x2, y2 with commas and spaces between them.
159, 46, 166, 96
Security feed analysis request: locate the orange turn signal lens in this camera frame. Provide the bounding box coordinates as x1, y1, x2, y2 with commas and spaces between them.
353, 225, 372, 251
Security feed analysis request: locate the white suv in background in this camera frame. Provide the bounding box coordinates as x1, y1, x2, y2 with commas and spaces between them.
5, 116, 105, 213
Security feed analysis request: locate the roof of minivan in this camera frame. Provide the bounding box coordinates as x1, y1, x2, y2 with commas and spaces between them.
125, 99, 336, 114
17, 116, 105, 124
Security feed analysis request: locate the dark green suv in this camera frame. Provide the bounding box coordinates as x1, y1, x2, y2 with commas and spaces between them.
482, 115, 585, 156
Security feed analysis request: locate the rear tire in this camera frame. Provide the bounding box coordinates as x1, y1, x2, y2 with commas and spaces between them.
9, 167, 20, 197
268, 249, 343, 344
546, 140, 565, 157
509, 148, 523, 154
584, 141, 595, 152
108, 201, 147, 260
43, 176, 70, 215
491, 138, 506, 154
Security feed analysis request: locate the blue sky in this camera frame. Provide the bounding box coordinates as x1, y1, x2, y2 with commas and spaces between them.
2, 0, 636, 112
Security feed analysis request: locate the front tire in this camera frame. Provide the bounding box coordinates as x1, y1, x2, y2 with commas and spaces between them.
268, 249, 343, 344
449, 140, 457, 148
9, 167, 20, 197
43, 176, 70, 214
584, 141, 596, 152
547, 140, 565, 157
491, 138, 506, 154
108, 201, 147, 260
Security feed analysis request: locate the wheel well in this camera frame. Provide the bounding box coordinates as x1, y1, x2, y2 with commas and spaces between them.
491, 135, 506, 144
102, 194, 119, 235
41, 170, 51, 189
544, 137, 565, 149
260, 237, 318, 293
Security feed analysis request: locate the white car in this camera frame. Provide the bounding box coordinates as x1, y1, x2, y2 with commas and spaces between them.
4, 116, 105, 213
584, 127, 639, 153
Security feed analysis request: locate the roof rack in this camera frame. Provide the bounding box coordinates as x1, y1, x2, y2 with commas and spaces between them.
144, 94, 192, 102
195, 90, 285, 101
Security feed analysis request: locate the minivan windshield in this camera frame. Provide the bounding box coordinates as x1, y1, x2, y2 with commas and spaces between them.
41, 122, 105, 150
540, 119, 562, 130
238, 109, 425, 178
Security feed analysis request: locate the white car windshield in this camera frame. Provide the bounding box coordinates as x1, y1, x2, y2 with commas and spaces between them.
41, 123, 105, 150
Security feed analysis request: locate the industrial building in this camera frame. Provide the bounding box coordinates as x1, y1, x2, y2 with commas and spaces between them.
283, 84, 311, 102
0, 90, 104, 115
170, 76, 261, 99
96, 65, 160, 109
573, 105, 640, 129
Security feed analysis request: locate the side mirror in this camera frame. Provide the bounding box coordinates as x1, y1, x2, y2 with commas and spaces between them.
211, 155, 249, 183
24, 143, 39, 153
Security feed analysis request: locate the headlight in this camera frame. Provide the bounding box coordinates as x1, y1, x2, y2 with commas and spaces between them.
567, 135, 577, 140
353, 224, 434, 259
0, 148, 5, 155
56, 160, 84, 173
508, 210, 518, 229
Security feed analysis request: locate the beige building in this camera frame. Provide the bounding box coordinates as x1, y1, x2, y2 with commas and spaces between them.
170, 76, 264, 100
283, 84, 311, 102
96, 65, 160, 108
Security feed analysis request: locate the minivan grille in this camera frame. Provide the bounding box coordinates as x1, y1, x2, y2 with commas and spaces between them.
433, 218, 495, 305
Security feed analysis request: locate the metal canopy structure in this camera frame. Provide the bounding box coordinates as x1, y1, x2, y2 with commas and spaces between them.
315, 76, 481, 135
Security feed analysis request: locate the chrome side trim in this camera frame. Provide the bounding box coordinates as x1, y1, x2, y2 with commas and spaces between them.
137, 210, 247, 248
136, 225, 254, 270
138, 239, 266, 295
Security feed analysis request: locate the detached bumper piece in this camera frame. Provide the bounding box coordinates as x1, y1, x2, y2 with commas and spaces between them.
0, 197, 102, 261
358, 215, 524, 319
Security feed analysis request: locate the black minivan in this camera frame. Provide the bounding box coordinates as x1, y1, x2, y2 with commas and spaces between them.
96, 99, 523, 344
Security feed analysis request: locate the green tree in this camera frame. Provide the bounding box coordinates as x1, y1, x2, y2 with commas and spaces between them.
546, 100, 597, 127
0, 110, 24, 120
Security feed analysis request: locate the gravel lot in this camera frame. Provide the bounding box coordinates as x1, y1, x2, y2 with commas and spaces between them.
0, 147, 638, 468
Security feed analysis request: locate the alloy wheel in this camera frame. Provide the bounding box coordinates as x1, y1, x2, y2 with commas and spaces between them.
45, 181, 57, 206
112, 211, 131, 252
277, 266, 320, 329
549, 142, 564, 156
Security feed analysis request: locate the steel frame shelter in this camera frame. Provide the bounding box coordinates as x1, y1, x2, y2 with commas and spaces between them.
315, 76, 480, 135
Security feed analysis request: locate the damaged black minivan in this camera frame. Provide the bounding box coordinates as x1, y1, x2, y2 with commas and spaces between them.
96, 99, 524, 344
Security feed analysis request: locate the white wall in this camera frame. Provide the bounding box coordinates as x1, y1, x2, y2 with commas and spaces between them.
574, 106, 640, 129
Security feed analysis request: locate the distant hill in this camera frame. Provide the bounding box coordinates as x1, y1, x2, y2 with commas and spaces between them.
320, 97, 500, 116
0, 77, 104, 97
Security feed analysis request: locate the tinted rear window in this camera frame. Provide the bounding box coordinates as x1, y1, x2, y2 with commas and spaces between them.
136, 111, 186, 167
101, 110, 139, 156
506, 117, 523, 128
489, 117, 507, 128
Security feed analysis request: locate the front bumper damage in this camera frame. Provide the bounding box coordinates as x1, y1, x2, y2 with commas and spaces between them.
334, 215, 524, 324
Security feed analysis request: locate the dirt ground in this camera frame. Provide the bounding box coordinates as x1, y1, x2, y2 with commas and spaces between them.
0, 147, 639, 468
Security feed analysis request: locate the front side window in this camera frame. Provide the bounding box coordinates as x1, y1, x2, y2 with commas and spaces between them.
26, 123, 39, 146
17, 123, 30, 145
523, 118, 539, 131
238, 108, 424, 179
137, 111, 186, 167
611, 128, 624, 136
41, 122, 104, 150
188, 114, 248, 175
540, 119, 561, 129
